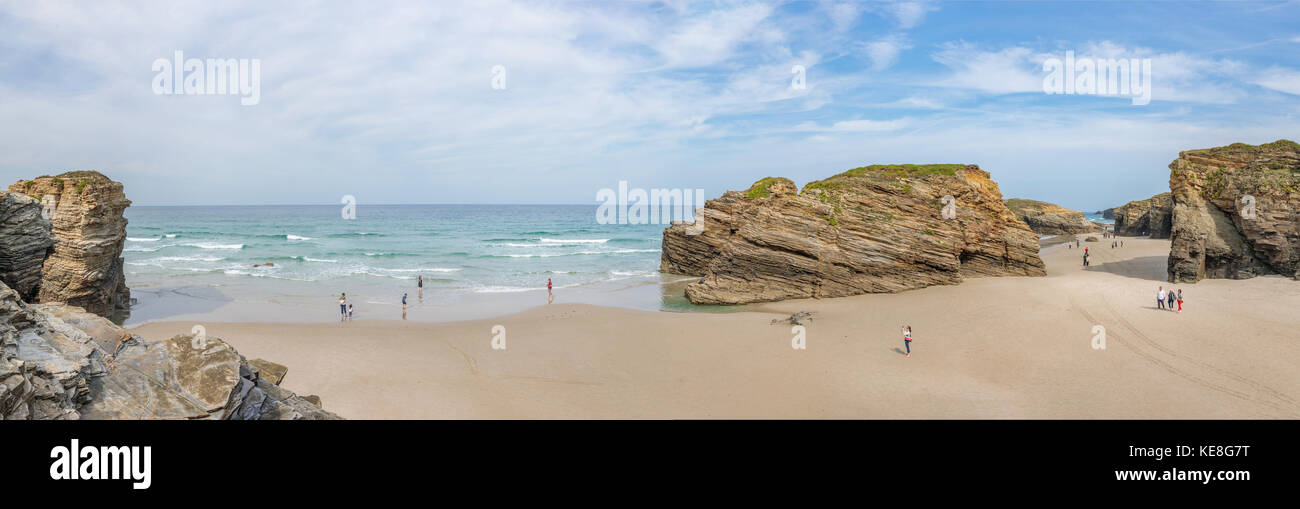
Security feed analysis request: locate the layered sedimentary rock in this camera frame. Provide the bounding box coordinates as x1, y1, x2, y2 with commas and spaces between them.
0, 192, 54, 302
1167, 140, 1300, 283
0, 280, 338, 420
1095, 208, 1116, 220
661, 165, 1046, 305
1113, 192, 1173, 238
8, 172, 131, 320
1004, 198, 1100, 235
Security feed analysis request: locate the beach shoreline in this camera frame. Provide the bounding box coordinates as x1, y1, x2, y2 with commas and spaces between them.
129, 234, 1300, 419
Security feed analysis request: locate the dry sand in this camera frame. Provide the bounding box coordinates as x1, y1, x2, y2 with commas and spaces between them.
131, 235, 1300, 419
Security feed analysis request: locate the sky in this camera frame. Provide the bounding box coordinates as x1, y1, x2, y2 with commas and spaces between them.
0, 0, 1298, 211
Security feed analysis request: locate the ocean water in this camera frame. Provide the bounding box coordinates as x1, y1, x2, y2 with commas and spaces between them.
1084, 212, 1115, 225
122, 205, 697, 324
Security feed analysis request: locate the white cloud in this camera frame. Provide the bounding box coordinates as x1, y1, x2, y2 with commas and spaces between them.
652, 4, 775, 69
932, 43, 1043, 94
880, 1, 936, 29
795, 118, 911, 132
861, 34, 912, 71
1253, 67, 1300, 95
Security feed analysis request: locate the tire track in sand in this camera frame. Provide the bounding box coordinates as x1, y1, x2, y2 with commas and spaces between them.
1070, 288, 1298, 417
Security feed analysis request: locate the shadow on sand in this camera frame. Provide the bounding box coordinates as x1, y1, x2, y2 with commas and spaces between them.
1083, 255, 1171, 282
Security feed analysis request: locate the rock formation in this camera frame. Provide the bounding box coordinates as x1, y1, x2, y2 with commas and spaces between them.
8, 171, 131, 321
0, 192, 54, 302
1167, 140, 1300, 283
1113, 192, 1173, 238
1004, 198, 1101, 235
1094, 207, 1116, 220
0, 280, 338, 419
1, 171, 335, 419
661, 164, 1046, 305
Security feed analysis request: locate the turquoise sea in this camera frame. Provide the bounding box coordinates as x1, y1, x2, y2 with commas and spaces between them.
122, 205, 697, 324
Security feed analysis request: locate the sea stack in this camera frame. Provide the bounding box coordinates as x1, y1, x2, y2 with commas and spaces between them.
7, 171, 131, 321
661, 164, 1046, 305
1003, 198, 1101, 235
1113, 192, 1174, 238
1167, 140, 1300, 283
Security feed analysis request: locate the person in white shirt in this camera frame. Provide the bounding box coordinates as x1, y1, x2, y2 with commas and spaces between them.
1156, 287, 1166, 310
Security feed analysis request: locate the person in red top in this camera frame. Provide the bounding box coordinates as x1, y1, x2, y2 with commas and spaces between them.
901, 325, 913, 358
547, 278, 554, 304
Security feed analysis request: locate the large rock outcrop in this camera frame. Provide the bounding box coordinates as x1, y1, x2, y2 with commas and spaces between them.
1004, 198, 1100, 235
1113, 192, 1173, 238
661, 164, 1046, 305
8, 172, 131, 321
0, 280, 338, 420
1167, 140, 1300, 283
0, 192, 55, 302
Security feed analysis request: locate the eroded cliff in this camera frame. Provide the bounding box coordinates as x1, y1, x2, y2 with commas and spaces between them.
1167, 140, 1300, 283
1114, 192, 1173, 238
661, 164, 1046, 305
1004, 198, 1100, 235
8, 171, 131, 321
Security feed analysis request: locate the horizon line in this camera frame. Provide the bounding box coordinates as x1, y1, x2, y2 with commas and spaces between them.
129, 202, 602, 207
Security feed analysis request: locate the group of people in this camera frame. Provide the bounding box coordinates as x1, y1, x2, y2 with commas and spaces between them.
337, 275, 556, 321
1156, 286, 1184, 312
1110, 240, 1123, 248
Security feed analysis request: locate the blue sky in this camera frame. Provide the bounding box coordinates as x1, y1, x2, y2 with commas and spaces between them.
1, 0, 1298, 210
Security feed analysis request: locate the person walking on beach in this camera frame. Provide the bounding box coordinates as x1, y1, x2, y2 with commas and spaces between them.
1167, 289, 1176, 311
339, 293, 348, 321
1176, 289, 1184, 313
902, 326, 913, 358
1156, 287, 1166, 310
547, 278, 554, 304
417, 275, 423, 298
402, 292, 408, 311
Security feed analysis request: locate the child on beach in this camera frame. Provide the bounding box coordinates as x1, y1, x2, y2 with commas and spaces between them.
402, 293, 408, 310
902, 325, 913, 358
347, 304, 354, 320
547, 278, 554, 304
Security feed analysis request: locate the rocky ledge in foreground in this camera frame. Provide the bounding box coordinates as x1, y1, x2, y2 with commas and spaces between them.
1168, 140, 1300, 283
0, 280, 338, 419
7, 171, 131, 322
661, 164, 1046, 305
1004, 198, 1101, 235
1113, 192, 1173, 238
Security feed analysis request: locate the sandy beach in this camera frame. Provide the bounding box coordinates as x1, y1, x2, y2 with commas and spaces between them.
131, 235, 1300, 419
